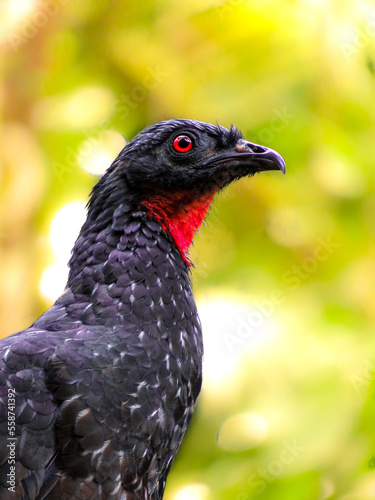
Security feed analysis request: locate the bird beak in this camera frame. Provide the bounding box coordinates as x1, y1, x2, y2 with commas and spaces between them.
203, 139, 286, 178
233, 139, 286, 175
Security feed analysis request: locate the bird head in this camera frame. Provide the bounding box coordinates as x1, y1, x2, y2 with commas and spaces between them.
88, 119, 285, 264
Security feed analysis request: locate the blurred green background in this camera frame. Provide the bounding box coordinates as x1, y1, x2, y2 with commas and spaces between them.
1, 0, 375, 498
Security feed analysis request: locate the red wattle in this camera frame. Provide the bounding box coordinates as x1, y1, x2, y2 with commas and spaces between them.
144, 192, 215, 266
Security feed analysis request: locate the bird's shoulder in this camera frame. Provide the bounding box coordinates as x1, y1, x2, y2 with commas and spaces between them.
0, 326, 61, 498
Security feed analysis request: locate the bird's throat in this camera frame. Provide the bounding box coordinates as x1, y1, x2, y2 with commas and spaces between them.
144, 191, 215, 266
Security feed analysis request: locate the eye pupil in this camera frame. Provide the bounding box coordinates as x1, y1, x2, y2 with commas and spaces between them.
179, 138, 190, 148
173, 135, 193, 153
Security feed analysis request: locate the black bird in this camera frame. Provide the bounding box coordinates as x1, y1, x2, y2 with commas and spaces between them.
0, 119, 285, 499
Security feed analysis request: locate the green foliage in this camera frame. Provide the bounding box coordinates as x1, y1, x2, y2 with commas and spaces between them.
1, 0, 375, 498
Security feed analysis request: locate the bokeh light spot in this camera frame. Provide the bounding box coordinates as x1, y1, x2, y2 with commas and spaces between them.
40, 201, 86, 302
78, 131, 126, 176
173, 483, 210, 500
6, 0, 36, 19
49, 201, 87, 263
218, 411, 268, 451
40, 263, 69, 303
198, 295, 278, 397
312, 150, 366, 199
32, 86, 115, 130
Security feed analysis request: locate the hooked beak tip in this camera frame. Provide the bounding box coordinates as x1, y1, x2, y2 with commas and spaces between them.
235, 140, 286, 175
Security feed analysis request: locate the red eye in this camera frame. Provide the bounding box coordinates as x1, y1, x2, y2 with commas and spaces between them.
173, 135, 193, 153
